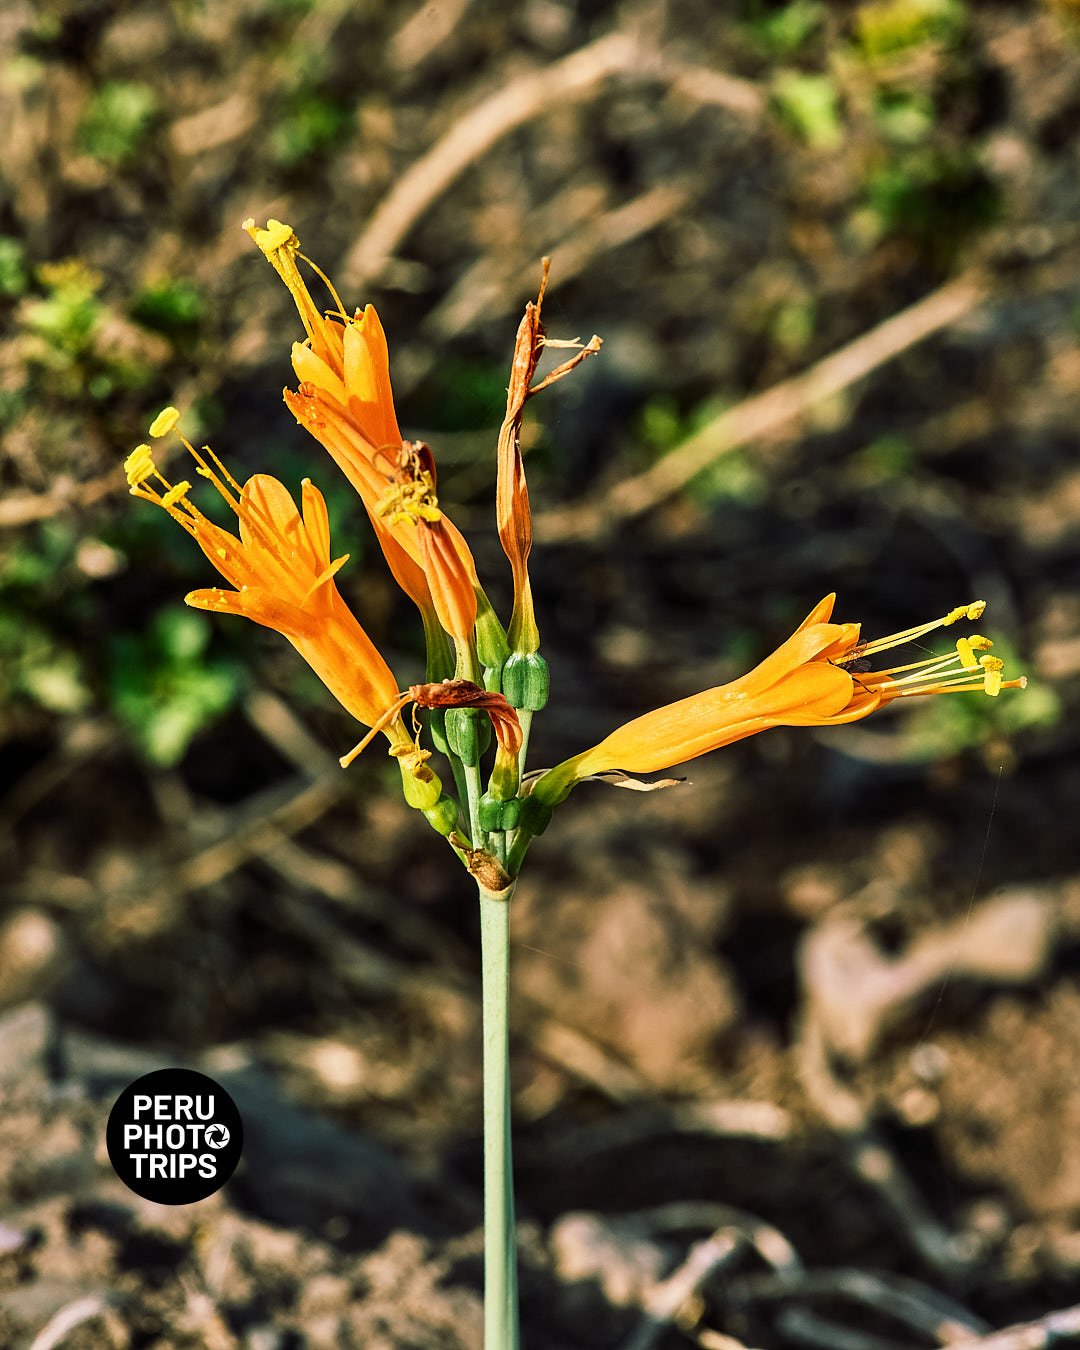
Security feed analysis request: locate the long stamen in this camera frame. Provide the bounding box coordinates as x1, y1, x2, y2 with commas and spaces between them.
302, 554, 350, 604
339, 692, 412, 768
855, 601, 986, 660
297, 249, 348, 322
842, 610, 1024, 705
195, 442, 245, 499
243, 219, 341, 372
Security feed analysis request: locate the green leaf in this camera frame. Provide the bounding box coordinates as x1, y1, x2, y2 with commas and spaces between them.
855, 0, 966, 60
77, 81, 158, 165
745, 1, 826, 56
772, 71, 843, 150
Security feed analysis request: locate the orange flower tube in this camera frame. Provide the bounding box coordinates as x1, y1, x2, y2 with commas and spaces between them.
125, 411, 408, 744
531, 595, 1026, 806
246, 219, 484, 646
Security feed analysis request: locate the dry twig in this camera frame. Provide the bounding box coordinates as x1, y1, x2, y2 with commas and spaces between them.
950, 1303, 1080, 1348
729, 1268, 987, 1345
535, 271, 987, 543
341, 32, 645, 286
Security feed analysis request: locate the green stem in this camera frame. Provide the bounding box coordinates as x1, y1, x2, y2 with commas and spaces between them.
448, 749, 470, 818
503, 708, 535, 869
464, 761, 485, 849
516, 708, 534, 781
478, 880, 519, 1350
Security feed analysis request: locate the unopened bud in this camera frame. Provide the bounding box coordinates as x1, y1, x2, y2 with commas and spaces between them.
475, 596, 510, 669
446, 708, 481, 766
517, 794, 553, 837
479, 792, 522, 832
502, 651, 549, 711
423, 795, 460, 837
399, 757, 443, 811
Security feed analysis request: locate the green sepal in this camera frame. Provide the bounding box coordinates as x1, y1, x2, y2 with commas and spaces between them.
479, 792, 522, 832
445, 707, 480, 766
502, 651, 549, 711
422, 607, 454, 683
483, 659, 506, 694
423, 794, 460, 837
517, 794, 552, 836
474, 590, 510, 669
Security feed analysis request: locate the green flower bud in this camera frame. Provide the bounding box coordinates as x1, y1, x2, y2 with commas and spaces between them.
517, 793, 552, 836
445, 707, 481, 766
474, 592, 510, 669
502, 651, 550, 711
399, 756, 443, 811
479, 792, 522, 832
423, 794, 460, 837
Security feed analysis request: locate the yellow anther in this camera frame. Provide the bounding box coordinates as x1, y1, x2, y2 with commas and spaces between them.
983, 668, 1003, 697
376, 478, 441, 525
243, 218, 296, 256
149, 406, 180, 438
979, 654, 1005, 673
967, 634, 993, 651
943, 601, 985, 626
124, 444, 156, 487
161, 481, 192, 508
956, 637, 979, 671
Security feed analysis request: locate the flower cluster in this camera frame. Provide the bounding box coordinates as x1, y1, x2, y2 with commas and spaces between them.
124, 221, 1026, 881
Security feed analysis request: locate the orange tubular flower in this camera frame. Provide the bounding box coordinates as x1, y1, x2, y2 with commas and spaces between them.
124, 409, 408, 746
243, 219, 480, 646
497, 286, 544, 655
531, 594, 1027, 807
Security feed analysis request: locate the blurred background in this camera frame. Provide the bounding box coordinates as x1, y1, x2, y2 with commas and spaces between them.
0, 1, 1078, 1346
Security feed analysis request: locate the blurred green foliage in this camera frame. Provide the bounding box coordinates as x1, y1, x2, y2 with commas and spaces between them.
853, 0, 966, 61
25, 261, 102, 359
109, 609, 241, 766
272, 81, 351, 168
0, 237, 29, 298
0, 526, 89, 718
873, 86, 936, 145
19, 259, 157, 402
77, 81, 159, 166
771, 70, 843, 149
416, 357, 508, 433
744, 1, 826, 57
133, 279, 205, 335
639, 395, 768, 506
0, 518, 243, 763
770, 297, 817, 358
863, 148, 999, 263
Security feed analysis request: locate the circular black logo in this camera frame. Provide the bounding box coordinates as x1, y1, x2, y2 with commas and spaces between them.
106, 1068, 243, 1205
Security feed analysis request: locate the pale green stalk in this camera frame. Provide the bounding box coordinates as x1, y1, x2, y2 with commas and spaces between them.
464, 761, 485, 848
478, 879, 519, 1349
516, 708, 534, 780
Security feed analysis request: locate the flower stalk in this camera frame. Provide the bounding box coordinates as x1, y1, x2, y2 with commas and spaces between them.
478, 878, 519, 1350
124, 222, 1029, 1349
